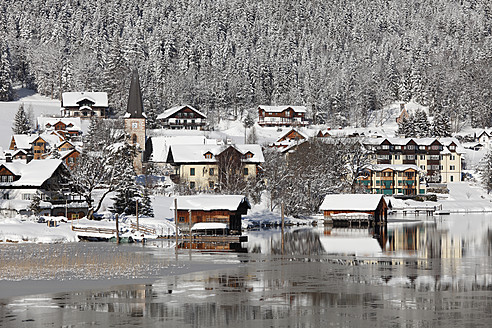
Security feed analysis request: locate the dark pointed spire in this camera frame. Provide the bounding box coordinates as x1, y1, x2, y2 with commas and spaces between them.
126, 69, 145, 118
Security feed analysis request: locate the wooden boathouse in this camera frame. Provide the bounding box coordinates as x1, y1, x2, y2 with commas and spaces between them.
320, 194, 388, 227
171, 195, 250, 235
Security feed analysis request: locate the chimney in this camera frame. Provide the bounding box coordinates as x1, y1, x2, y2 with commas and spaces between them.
26, 152, 34, 164
5, 153, 12, 163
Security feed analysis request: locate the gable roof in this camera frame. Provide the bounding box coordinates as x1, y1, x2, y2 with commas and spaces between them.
149, 136, 216, 162
157, 105, 207, 120
258, 105, 307, 113
276, 128, 309, 143
167, 144, 264, 164
0, 159, 63, 187
62, 92, 108, 107
319, 194, 385, 212
170, 195, 250, 211
37, 117, 82, 131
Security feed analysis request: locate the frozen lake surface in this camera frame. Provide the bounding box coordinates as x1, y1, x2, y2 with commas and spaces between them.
1, 214, 492, 327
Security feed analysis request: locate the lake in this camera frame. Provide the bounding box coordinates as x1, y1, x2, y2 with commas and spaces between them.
1, 213, 492, 327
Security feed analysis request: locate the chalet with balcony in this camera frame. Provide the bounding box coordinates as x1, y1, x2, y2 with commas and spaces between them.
170, 195, 250, 235
37, 117, 83, 140
358, 164, 424, 196
0, 158, 87, 218
157, 105, 207, 130
61, 92, 108, 118
363, 137, 459, 183
258, 105, 308, 127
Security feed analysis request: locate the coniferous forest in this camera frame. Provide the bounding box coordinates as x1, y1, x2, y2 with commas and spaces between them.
1, 0, 492, 129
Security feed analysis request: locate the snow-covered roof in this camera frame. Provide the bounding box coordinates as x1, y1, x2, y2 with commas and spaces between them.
319, 194, 384, 211
258, 105, 307, 113
150, 136, 216, 162
62, 92, 108, 107
168, 144, 264, 163
0, 159, 63, 187
191, 222, 228, 230
157, 105, 207, 120
276, 128, 309, 142
37, 117, 82, 131
171, 195, 250, 211
369, 164, 421, 172
400, 101, 429, 116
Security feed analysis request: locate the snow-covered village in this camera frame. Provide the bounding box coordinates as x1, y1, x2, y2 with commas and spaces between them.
2, 1, 492, 327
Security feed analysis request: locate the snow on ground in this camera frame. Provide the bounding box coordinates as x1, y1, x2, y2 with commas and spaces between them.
438, 182, 492, 213
0, 216, 77, 243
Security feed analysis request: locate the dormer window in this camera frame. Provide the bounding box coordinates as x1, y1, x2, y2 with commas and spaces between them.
245, 152, 253, 159
204, 152, 213, 159
449, 145, 456, 151
46, 123, 51, 128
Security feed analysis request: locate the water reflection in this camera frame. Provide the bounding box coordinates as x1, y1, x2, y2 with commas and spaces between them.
2, 214, 492, 327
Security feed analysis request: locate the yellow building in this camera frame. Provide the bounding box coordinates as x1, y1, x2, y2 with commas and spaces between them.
167, 144, 264, 191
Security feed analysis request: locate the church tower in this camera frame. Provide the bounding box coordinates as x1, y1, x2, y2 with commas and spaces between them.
124, 69, 146, 174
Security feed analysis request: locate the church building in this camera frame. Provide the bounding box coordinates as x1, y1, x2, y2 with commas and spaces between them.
124, 69, 146, 174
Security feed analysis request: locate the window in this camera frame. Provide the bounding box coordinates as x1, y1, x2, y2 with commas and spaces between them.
449, 145, 456, 151
395, 146, 401, 150
68, 157, 75, 164
244, 167, 249, 175
381, 144, 389, 150
431, 145, 440, 150
450, 165, 455, 170
190, 181, 195, 189
450, 176, 454, 182
405, 155, 416, 160
190, 168, 195, 176
394, 155, 400, 160
429, 155, 440, 160
450, 155, 455, 160
376, 181, 380, 185
179, 216, 185, 223
209, 168, 214, 175
204, 153, 213, 159
406, 145, 415, 150
0, 175, 13, 182
420, 165, 426, 170
420, 155, 425, 160
132, 134, 137, 144
22, 193, 33, 200
209, 181, 214, 189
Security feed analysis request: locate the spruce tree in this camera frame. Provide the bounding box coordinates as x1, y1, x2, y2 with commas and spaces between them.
137, 186, 154, 217
432, 111, 452, 137
414, 110, 430, 137
0, 41, 14, 101
12, 103, 31, 134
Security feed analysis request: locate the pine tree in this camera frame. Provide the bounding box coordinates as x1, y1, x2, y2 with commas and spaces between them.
12, 103, 31, 134
479, 150, 492, 194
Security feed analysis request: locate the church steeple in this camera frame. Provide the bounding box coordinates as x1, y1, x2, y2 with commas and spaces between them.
126, 69, 145, 118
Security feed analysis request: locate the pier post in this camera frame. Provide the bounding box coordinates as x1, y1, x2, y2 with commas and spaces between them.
115, 214, 120, 244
